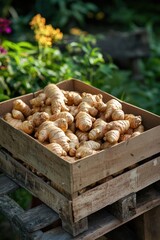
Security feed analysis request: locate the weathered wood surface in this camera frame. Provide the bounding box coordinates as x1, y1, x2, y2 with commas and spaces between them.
0, 194, 24, 219
61, 217, 88, 237
72, 155, 160, 222
1, 146, 160, 226
0, 173, 160, 239
0, 148, 72, 221
108, 193, 136, 221
0, 148, 89, 236
14, 204, 59, 233
0, 174, 18, 195
71, 128, 160, 192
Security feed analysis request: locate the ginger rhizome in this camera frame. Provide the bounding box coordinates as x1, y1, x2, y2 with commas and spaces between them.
3, 82, 145, 160
44, 83, 68, 114
76, 140, 100, 159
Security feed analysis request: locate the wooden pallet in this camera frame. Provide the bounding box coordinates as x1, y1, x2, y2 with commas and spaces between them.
0, 173, 160, 240
0, 146, 160, 237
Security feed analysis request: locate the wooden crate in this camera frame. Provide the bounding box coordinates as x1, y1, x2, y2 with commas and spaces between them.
0, 79, 160, 236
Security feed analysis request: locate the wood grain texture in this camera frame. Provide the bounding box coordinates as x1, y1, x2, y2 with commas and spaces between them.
0, 149, 71, 221
72, 156, 160, 222
0, 194, 24, 219
0, 175, 160, 239
14, 204, 59, 233
73, 187, 160, 240
108, 193, 136, 221
71, 127, 160, 192
0, 174, 18, 195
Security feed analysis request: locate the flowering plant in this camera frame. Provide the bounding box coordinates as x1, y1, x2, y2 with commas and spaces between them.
0, 14, 116, 100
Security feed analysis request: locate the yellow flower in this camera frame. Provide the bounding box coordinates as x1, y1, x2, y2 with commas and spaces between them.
30, 14, 46, 29
30, 14, 63, 47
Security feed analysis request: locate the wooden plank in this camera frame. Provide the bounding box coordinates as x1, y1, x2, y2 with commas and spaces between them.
0, 194, 24, 219
71, 127, 160, 192
0, 149, 72, 221
0, 174, 19, 195
14, 204, 59, 233
72, 156, 160, 222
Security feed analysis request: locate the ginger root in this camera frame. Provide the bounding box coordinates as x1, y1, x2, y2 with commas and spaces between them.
4, 113, 34, 134
12, 109, 25, 121
44, 83, 68, 114
13, 99, 31, 117
66, 130, 79, 157
75, 111, 95, 132
105, 99, 122, 120
62, 90, 82, 106
45, 143, 67, 156
76, 140, 100, 158
27, 112, 50, 127
104, 130, 120, 143
89, 118, 107, 140
124, 114, 142, 129
30, 93, 46, 107
105, 120, 130, 133
50, 111, 74, 125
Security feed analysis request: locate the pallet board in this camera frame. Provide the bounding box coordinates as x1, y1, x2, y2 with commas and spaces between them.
0, 174, 160, 240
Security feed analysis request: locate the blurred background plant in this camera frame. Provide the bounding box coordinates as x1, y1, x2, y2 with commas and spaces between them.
0, 0, 159, 114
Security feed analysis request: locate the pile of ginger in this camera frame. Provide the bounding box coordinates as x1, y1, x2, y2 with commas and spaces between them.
3, 83, 144, 160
